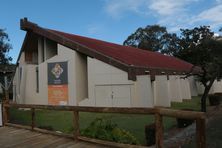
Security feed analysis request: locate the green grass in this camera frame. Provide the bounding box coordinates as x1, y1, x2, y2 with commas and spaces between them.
171, 96, 209, 111
9, 96, 202, 145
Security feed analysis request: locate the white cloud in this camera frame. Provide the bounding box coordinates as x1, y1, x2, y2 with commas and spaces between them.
148, 0, 197, 16
104, 0, 149, 18
104, 0, 197, 18
216, 0, 222, 3
149, 0, 200, 31
192, 4, 222, 27
103, 0, 222, 32
158, 14, 193, 32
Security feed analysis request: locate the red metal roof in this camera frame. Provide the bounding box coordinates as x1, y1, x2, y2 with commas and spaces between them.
49, 29, 193, 72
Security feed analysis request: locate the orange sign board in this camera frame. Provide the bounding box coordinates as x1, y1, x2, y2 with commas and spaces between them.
48, 85, 68, 105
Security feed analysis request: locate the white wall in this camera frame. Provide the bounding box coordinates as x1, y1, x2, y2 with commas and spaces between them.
24, 64, 41, 104
83, 57, 133, 107
196, 81, 214, 95
45, 38, 57, 60
196, 82, 205, 95
14, 43, 87, 105
188, 76, 198, 96
133, 75, 154, 107
212, 80, 222, 94
38, 37, 44, 64
168, 75, 183, 102
180, 77, 192, 100
75, 53, 88, 103
0, 86, 3, 94
79, 58, 154, 107
153, 75, 170, 107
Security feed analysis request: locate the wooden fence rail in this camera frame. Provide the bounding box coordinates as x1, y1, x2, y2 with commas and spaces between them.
2, 103, 206, 148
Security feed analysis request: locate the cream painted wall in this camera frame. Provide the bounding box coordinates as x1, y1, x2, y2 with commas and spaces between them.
83, 57, 134, 107
35, 44, 87, 105
153, 75, 170, 107
45, 39, 57, 60
0, 86, 2, 94
16, 52, 27, 103
168, 75, 183, 102
196, 82, 205, 95
133, 75, 154, 107
196, 81, 214, 95
24, 64, 43, 104
14, 43, 87, 105
180, 77, 192, 100
18, 65, 27, 104
79, 57, 154, 107
13, 52, 26, 103
211, 80, 222, 94
13, 67, 18, 102
195, 80, 222, 95
38, 37, 44, 64
188, 76, 198, 96
75, 52, 88, 103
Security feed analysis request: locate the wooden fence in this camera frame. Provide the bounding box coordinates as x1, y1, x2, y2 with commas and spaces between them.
2, 103, 206, 148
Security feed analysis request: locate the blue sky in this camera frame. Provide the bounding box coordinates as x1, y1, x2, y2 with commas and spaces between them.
1, 0, 222, 63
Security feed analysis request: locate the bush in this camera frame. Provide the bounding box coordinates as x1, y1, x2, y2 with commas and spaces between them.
208, 94, 221, 106
145, 123, 155, 146
112, 128, 139, 144
81, 118, 139, 145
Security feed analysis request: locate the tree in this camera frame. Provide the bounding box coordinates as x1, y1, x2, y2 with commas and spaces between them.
176, 26, 222, 112
0, 29, 12, 101
124, 24, 222, 112
123, 25, 180, 54
0, 28, 12, 64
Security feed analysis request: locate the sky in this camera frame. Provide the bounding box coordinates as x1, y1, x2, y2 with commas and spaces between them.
1, 0, 222, 63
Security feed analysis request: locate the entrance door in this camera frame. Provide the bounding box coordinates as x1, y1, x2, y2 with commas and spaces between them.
95, 85, 113, 107
112, 85, 131, 107
95, 85, 131, 107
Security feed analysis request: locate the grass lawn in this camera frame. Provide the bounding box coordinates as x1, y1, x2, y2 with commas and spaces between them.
8, 96, 203, 145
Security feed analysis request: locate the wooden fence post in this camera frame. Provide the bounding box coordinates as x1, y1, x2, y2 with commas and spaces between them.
3, 103, 9, 126
155, 112, 163, 148
196, 119, 206, 148
73, 111, 79, 141
31, 108, 35, 130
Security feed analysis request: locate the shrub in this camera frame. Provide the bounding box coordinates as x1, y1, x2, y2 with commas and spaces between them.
145, 123, 155, 146
208, 94, 221, 106
81, 118, 139, 145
